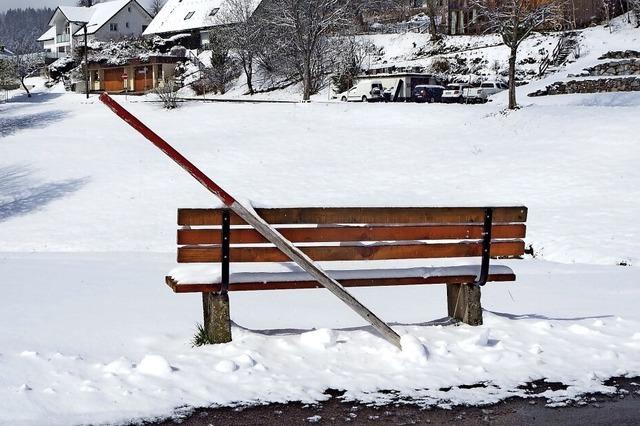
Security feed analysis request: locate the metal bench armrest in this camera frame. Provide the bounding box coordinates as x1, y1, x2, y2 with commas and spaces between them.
473, 208, 493, 286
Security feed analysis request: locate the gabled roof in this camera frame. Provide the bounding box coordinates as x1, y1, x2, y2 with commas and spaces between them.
49, 5, 93, 26
75, 0, 152, 36
46, 0, 152, 37
37, 26, 56, 42
143, 0, 261, 36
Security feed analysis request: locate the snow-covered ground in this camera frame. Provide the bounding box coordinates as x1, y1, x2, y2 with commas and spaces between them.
1, 18, 639, 425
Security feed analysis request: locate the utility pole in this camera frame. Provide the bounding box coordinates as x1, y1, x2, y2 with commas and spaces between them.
83, 24, 89, 99
71, 20, 91, 99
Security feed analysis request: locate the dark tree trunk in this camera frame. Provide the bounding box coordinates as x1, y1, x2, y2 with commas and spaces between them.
244, 57, 254, 95
508, 46, 518, 109
20, 77, 31, 98
427, 4, 439, 40
355, 9, 366, 32
302, 56, 312, 101
430, 18, 438, 39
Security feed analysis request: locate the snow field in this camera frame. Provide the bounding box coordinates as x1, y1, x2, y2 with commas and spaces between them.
1, 86, 639, 265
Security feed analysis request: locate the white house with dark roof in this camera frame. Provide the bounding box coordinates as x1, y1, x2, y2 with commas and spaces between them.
38, 0, 153, 58
143, 0, 262, 48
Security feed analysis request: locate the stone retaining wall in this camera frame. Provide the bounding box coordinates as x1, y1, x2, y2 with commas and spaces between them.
570, 59, 640, 77
528, 77, 640, 97
598, 50, 640, 60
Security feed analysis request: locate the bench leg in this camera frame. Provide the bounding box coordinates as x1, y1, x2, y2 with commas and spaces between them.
202, 292, 232, 344
446, 283, 483, 326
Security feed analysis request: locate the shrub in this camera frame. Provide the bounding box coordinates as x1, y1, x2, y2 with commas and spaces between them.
155, 77, 178, 109
431, 57, 450, 73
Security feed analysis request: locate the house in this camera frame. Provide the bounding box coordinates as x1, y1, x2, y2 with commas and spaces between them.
87, 55, 181, 93
38, 0, 153, 58
142, 0, 262, 49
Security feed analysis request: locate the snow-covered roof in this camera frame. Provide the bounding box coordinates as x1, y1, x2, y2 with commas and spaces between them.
52, 5, 94, 25
46, 1, 151, 37
37, 26, 56, 42
77, 0, 148, 35
143, 0, 261, 36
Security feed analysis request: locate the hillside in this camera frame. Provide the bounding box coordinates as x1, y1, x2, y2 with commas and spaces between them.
0, 8, 53, 53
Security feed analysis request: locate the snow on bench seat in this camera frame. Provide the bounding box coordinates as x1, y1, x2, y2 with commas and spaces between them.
167, 259, 515, 292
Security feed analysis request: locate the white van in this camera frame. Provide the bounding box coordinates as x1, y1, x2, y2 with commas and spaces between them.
339, 80, 385, 102
463, 81, 508, 103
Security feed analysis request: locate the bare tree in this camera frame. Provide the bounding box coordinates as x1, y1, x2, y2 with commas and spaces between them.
149, 0, 166, 17
330, 36, 374, 93
260, 0, 353, 100
423, 0, 443, 40
351, 0, 401, 32
7, 40, 44, 97
472, 0, 564, 109
629, 0, 640, 26
155, 77, 178, 109
216, 0, 264, 94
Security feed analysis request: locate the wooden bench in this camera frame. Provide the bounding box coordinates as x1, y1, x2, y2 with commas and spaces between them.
166, 206, 528, 344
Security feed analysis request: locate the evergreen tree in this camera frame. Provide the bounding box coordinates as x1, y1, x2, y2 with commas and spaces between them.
0, 8, 54, 53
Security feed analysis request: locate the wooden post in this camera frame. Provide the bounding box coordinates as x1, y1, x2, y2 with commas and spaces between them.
202, 292, 232, 343
446, 283, 482, 326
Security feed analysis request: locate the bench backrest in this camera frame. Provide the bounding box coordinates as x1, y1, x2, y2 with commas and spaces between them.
175, 207, 527, 263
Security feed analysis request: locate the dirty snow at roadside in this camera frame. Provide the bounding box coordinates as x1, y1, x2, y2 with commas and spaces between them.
1, 18, 640, 426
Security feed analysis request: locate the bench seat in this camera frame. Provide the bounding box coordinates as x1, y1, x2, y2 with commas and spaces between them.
166, 261, 515, 293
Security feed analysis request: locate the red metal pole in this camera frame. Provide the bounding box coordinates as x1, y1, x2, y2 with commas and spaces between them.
99, 92, 235, 206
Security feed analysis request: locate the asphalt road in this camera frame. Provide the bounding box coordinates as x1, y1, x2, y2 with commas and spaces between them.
148, 376, 640, 425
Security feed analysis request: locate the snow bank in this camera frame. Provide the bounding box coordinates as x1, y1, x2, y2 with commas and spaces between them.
1, 253, 639, 425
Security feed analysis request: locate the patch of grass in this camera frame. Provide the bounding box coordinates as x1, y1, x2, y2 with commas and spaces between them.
191, 323, 214, 347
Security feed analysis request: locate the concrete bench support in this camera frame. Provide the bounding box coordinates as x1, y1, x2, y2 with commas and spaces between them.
447, 283, 483, 326
203, 292, 232, 344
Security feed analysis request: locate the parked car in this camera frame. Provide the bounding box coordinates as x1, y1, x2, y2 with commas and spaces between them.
412, 85, 445, 103
463, 81, 508, 103
441, 83, 470, 103
339, 81, 385, 102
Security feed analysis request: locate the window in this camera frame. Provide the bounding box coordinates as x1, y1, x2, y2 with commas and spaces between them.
184, 11, 195, 20
209, 8, 219, 16
126, 22, 129, 28
480, 83, 494, 88
110, 23, 118, 31
128, 6, 131, 12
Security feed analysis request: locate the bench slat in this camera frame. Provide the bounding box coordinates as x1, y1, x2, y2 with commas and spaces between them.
178, 207, 528, 226
177, 240, 525, 263
166, 273, 516, 293
178, 224, 526, 245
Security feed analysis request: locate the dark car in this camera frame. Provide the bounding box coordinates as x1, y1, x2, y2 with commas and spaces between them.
412, 85, 445, 103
